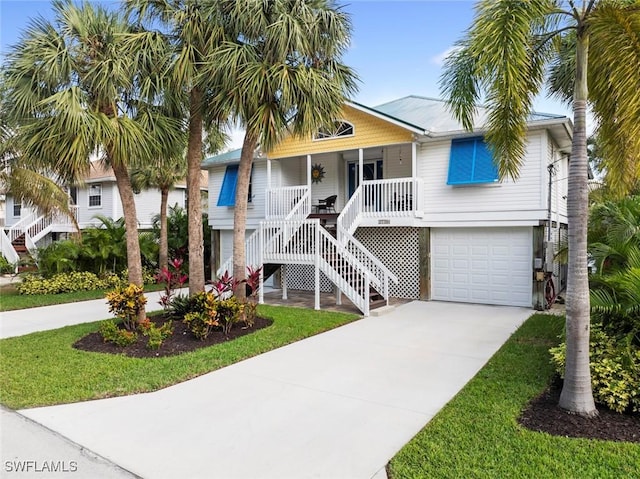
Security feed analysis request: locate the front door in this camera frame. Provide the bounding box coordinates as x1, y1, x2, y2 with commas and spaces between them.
347, 160, 383, 198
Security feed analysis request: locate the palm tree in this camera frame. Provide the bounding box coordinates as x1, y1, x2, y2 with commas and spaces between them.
130, 154, 187, 272
208, 0, 358, 297
0, 79, 78, 230
126, 0, 228, 295
3, 1, 182, 313
441, 0, 640, 416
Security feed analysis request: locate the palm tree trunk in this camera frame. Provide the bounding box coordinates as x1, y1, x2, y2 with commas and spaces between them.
559, 31, 597, 417
187, 87, 205, 295
233, 131, 259, 300
111, 160, 146, 321
159, 186, 169, 272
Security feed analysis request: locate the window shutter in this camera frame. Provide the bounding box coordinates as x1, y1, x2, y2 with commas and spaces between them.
447, 137, 498, 185
472, 141, 498, 183
217, 165, 239, 206
447, 138, 476, 185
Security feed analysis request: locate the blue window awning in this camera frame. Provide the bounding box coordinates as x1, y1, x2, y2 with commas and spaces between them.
447, 137, 498, 185
217, 165, 239, 206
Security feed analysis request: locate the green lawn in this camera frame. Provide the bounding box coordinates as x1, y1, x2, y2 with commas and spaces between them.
0, 282, 165, 311
387, 313, 640, 479
0, 305, 358, 409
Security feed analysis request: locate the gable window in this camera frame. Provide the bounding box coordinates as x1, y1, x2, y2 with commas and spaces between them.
217, 165, 252, 207
447, 137, 498, 185
314, 120, 354, 141
88, 184, 102, 207
13, 200, 21, 217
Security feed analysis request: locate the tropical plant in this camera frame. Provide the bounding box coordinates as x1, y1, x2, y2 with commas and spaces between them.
208, 0, 358, 298
130, 152, 188, 272
126, 0, 230, 295
441, 0, 640, 416
588, 195, 640, 341
3, 1, 183, 320
106, 283, 148, 331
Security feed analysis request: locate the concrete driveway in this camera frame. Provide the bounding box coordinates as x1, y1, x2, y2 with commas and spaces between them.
18, 301, 531, 479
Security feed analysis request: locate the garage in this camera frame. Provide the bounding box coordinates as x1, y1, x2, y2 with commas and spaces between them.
431, 227, 533, 307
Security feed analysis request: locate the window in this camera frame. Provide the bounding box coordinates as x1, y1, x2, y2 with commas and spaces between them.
217, 165, 252, 207
13, 200, 21, 217
314, 120, 354, 140
88, 184, 102, 207
447, 137, 498, 185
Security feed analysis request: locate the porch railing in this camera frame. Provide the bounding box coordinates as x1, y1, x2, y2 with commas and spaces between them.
266, 185, 311, 219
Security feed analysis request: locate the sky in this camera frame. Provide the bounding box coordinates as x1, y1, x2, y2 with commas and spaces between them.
0, 0, 573, 149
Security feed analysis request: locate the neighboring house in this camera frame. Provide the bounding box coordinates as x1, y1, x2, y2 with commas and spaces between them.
1, 162, 207, 264
204, 95, 571, 315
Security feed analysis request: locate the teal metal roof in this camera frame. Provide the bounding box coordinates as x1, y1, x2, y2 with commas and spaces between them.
371, 95, 567, 134
201, 148, 242, 168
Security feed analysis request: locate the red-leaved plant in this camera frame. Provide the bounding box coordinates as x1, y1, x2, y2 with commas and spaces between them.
155, 258, 188, 310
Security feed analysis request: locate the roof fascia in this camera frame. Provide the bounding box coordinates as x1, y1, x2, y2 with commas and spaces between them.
345, 100, 426, 135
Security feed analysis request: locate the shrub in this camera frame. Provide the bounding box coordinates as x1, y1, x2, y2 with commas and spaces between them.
0, 255, 15, 274
550, 325, 640, 413
244, 266, 262, 328
182, 292, 219, 340
105, 284, 147, 331
99, 320, 138, 347
17, 271, 124, 295
216, 296, 244, 335
139, 318, 174, 350
155, 258, 188, 310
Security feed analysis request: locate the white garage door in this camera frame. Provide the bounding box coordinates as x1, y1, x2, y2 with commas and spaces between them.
431, 227, 532, 307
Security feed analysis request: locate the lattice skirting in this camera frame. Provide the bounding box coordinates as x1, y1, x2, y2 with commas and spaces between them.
281, 227, 421, 299
354, 227, 420, 299
281, 265, 334, 293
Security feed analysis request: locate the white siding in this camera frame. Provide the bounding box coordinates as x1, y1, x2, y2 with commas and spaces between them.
75, 183, 186, 229
418, 131, 547, 226
76, 182, 115, 227
307, 152, 343, 209
133, 188, 186, 229
208, 160, 268, 230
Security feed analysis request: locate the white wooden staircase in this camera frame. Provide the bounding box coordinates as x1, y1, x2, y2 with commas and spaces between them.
1, 208, 79, 271
217, 180, 426, 316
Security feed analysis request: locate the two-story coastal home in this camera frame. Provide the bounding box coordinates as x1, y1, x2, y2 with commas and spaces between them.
2, 162, 207, 265
203, 95, 571, 315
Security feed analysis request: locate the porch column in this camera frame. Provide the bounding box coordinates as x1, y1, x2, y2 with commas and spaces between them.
315, 224, 320, 310
411, 142, 417, 178
267, 158, 272, 189
282, 264, 288, 300
307, 154, 312, 188
358, 148, 364, 185
266, 158, 272, 218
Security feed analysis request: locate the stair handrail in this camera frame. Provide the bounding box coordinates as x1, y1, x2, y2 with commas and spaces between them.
217, 192, 311, 278
0, 228, 19, 270
337, 184, 397, 300
285, 188, 311, 220
7, 211, 39, 242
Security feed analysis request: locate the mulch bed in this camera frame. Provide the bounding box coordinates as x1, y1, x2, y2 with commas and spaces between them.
519, 377, 640, 443
73, 313, 273, 358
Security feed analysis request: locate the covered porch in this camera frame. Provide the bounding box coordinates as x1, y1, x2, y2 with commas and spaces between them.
264, 142, 424, 226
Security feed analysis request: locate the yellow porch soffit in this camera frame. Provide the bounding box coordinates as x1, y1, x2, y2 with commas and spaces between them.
267, 105, 415, 160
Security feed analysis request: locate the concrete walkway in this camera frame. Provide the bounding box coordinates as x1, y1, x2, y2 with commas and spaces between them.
0, 289, 186, 339
3, 300, 532, 479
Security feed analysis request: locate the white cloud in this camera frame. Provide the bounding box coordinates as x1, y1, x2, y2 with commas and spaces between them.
431, 45, 461, 66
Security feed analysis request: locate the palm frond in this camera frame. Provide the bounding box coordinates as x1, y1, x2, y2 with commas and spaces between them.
589, 1, 640, 198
